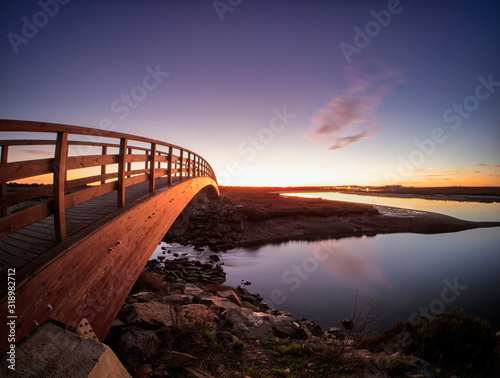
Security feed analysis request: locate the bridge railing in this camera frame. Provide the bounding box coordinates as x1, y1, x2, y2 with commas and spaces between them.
0, 120, 217, 241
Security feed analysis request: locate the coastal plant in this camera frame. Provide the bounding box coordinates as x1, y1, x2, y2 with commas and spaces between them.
369, 309, 498, 376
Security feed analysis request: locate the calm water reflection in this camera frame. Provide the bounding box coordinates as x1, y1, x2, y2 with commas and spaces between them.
222, 228, 500, 331
154, 194, 500, 332
283, 192, 500, 222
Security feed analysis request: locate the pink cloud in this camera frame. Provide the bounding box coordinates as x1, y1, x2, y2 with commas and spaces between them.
305, 61, 405, 151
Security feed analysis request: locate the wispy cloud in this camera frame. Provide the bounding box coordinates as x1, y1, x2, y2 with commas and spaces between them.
304, 61, 405, 151
21, 149, 54, 157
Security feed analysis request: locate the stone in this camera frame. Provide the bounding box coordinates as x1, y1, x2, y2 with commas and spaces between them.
225, 308, 256, 326
241, 300, 259, 312
184, 283, 204, 296
248, 322, 273, 338
160, 294, 193, 306
125, 301, 175, 328
197, 292, 239, 311
170, 283, 185, 292
231, 322, 250, 337
135, 364, 154, 378
0, 322, 130, 378
117, 326, 160, 366
217, 290, 242, 306
132, 291, 155, 302
166, 351, 197, 368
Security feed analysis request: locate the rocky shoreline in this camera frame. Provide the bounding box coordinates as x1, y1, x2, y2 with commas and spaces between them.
107, 259, 437, 377
164, 189, 500, 252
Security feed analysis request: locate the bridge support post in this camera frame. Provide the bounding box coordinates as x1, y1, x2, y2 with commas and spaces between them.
167, 146, 173, 185
149, 143, 156, 192
100, 146, 107, 185
1, 145, 8, 217
117, 138, 127, 207
179, 150, 184, 180
54, 132, 68, 242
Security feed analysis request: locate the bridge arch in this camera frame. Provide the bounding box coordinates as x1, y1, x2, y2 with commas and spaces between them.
0, 120, 219, 353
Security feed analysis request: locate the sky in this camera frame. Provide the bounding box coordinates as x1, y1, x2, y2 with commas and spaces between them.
1, 0, 499, 187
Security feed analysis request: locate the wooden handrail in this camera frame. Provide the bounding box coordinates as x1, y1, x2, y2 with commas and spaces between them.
0, 119, 218, 240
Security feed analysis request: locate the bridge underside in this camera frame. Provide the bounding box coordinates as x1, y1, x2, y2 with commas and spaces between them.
0, 176, 218, 354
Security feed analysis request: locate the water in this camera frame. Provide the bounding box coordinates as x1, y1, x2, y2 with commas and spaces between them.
282, 191, 500, 222
154, 193, 500, 331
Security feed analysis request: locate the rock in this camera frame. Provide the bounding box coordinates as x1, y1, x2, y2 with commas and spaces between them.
166, 351, 197, 368
217, 290, 242, 306
132, 291, 155, 302
151, 364, 171, 377
117, 327, 160, 366
241, 300, 259, 312
184, 283, 204, 296
135, 364, 153, 378
299, 319, 323, 337
170, 283, 185, 292
178, 304, 217, 324
248, 322, 273, 338
160, 294, 193, 306
197, 292, 240, 311
225, 308, 256, 326
209, 254, 220, 261
231, 322, 249, 337
125, 301, 175, 328
270, 317, 308, 340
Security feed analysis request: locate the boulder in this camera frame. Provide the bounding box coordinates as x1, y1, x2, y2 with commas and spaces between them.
166, 351, 198, 368
159, 293, 193, 306
197, 292, 239, 311
125, 301, 175, 328
225, 308, 256, 326
117, 326, 160, 365
217, 290, 242, 306
184, 283, 204, 296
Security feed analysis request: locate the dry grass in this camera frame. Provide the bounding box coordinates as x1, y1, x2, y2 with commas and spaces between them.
220, 186, 378, 221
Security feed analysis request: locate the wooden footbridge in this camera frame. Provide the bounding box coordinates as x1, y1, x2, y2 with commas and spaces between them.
0, 120, 219, 354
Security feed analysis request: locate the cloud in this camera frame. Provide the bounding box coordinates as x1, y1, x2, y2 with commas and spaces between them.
21, 149, 54, 157
305, 61, 405, 151
470, 163, 491, 167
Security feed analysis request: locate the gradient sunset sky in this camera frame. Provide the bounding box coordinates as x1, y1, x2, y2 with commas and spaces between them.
1, 1, 499, 187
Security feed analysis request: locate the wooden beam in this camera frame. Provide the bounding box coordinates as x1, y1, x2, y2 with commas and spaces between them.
126, 147, 132, 178
149, 143, 156, 192
187, 152, 191, 178
54, 132, 68, 242
117, 138, 127, 207
167, 146, 173, 185
179, 150, 184, 180
1, 146, 8, 217
100, 146, 107, 185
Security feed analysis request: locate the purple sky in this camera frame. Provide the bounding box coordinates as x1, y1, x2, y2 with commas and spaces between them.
1, 0, 499, 186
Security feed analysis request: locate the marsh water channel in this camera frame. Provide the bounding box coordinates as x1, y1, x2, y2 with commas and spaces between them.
153, 192, 500, 331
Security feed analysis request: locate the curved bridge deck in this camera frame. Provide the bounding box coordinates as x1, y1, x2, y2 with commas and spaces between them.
0, 120, 219, 354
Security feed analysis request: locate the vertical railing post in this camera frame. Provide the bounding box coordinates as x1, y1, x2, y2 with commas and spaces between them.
117, 138, 127, 207
54, 132, 68, 242
149, 143, 156, 192
179, 150, 184, 181
100, 146, 107, 185
1, 145, 9, 217
167, 146, 173, 185
187, 152, 191, 178
126, 147, 132, 178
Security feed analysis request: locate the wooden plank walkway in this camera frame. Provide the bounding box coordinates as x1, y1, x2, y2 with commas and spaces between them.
0, 176, 172, 285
